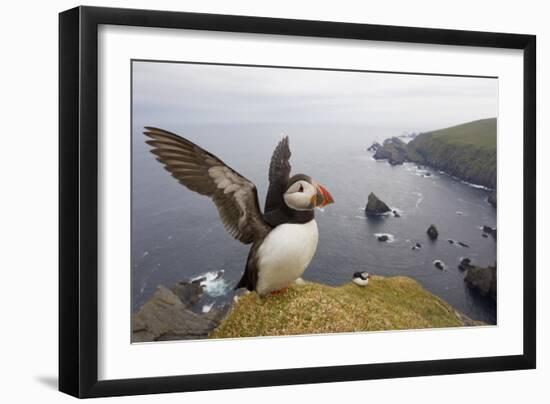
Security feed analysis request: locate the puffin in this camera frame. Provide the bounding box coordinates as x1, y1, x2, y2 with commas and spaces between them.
144, 127, 334, 296
352, 272, 371, 286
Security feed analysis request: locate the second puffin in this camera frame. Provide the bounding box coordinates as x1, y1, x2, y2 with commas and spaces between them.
144, 127, 334, 296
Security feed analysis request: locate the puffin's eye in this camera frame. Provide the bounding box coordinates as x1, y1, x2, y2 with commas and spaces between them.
298, 184, 304, 192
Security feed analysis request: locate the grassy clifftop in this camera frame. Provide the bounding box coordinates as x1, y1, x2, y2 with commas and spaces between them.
210, 276, 479, 339
407, 118, 497, 188
419, 118, 496, 149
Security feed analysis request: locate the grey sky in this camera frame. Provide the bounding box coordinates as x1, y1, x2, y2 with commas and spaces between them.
133, 61, 497, 133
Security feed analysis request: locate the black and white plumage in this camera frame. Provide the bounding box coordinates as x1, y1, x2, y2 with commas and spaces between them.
144, 127, 334, 296
352, 272, 371, 286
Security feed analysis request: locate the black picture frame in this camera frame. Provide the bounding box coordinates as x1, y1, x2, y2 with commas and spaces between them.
59, 5, 536, 398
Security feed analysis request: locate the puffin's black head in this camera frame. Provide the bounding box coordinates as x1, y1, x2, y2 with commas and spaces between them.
353, 271, 370, 280
283, 174, 334, 211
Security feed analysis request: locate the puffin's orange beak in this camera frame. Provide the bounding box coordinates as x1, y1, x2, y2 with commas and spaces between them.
313, 183, 334, 208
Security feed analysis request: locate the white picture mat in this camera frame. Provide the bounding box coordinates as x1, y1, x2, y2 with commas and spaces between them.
97, 24, 524, 381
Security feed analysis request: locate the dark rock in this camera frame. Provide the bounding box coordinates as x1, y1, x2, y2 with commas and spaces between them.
367, 142, 382, 152
482, 233, 489, 238
482, 225, 497, 239
464, 264, 497, 300
415, 242, 422, 248
377, 235, 389, 242
132, 284, 231, 343
448, 239, 455, 244
488, 190, 497, 208
365, 192, 391, 216
427, 224, 439, 240
389, 157, 404, 166
458, 241, 470, 248
434, 260, 445, 270
373, 147, 391, 160
372, 137, 408, 164
393, 210, 401, 217
458, 257, 474, 271
424, 172, 432, 177
171, 281, 204, 307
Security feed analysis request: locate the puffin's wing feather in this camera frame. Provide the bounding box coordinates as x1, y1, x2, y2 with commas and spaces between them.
144, 127, 271, 244
264, 136, 292, 213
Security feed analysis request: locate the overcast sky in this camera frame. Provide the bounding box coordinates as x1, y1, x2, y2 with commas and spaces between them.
133, 61, 497, 133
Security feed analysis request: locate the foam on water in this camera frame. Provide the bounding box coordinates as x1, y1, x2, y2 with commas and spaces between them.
374, 233, 395, 242
191, 270, 230, 297
202, 302, 214, 313
436, 169, 493, 191
460, 180, 492, 190
413, 192, 423, 209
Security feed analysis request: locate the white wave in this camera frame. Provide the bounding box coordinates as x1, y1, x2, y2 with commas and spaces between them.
141, 251, 149, 258
191, 270, 229, 297
202, 302, 214, 313
414, 192, 423, 208
436, 169, 493, 190
366, 210, 392, 217
460, 180, 492, 190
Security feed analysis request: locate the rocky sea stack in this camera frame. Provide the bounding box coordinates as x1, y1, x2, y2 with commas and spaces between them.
427, 224, 439, 240
371, 137, 408, 165
365, 192, 391, 216
464, 264, 497, 300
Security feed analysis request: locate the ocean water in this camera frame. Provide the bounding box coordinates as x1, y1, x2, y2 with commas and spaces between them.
132, 123, 497, 324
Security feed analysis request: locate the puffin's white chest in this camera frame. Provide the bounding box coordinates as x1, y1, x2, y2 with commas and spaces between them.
256, 219, 319, 296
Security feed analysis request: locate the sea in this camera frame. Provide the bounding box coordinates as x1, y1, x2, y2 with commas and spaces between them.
132, 123, 497, 324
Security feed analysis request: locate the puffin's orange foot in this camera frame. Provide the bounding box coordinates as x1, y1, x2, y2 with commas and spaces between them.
269, 287, 289, 296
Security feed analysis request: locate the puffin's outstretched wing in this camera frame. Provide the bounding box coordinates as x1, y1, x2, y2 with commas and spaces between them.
263, 136, 292, 221
144, 127, 271, 244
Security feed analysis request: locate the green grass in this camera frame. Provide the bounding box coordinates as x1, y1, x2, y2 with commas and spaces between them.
209, 276, 472, 339
423, 118, 496, 150
406, 118, 497, 188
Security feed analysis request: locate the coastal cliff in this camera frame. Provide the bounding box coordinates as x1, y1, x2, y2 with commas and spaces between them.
133, 276, 482, 341
370, 118, 497, 190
